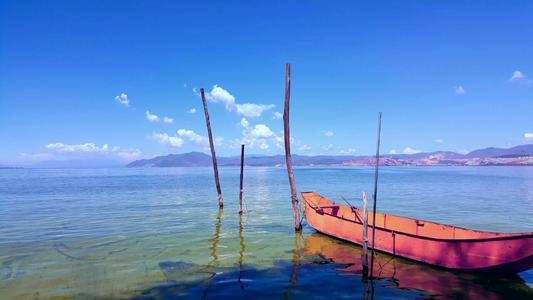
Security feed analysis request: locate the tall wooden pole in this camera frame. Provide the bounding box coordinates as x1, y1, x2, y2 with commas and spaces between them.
361, 192, 369, 277
370, 112, 382, 278
239, 144, 245, 214
283, 63, 302, 231
200, 88, 223, 208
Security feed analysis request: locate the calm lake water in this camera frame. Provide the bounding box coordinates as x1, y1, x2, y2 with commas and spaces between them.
0, 166, 532, 299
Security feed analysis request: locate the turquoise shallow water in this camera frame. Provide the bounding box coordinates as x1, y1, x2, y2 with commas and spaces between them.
0, 166, 532, 299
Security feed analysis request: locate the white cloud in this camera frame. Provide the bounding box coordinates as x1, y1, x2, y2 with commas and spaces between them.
37, 143, 142, 162
434, 139, 444, 145
151, 133, 183, 148
510, 70, 525, 81
454, 85, 465, 95
525, 132, 533, 139
340, 148, 356, 154
204, 85, 274, 118
46, 142, 109, 153
236, 103, 275, 118
177, 129, 209, 146
403, 147, 421, 154
240, 118, 249, 128
188, 108, 197, 114
111, 147, 142, 161
323, 130, 334, 137
146, 111, 160, 122
389, 149, 397, 154
163, 116, 174, 124
114, 93, 129, 107
298, 144, 311, 151
272, 112, 283, 119
250, 124, 274, 138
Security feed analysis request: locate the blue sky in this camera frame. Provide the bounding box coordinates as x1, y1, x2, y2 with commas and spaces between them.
1, 1, 532, 165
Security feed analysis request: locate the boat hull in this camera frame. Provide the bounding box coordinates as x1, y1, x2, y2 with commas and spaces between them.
302, 192, 533, 273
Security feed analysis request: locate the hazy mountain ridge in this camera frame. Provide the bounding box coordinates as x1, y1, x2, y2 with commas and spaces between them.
127, 144, 533, 167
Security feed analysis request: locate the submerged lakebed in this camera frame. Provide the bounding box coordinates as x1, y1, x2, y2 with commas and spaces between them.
0, 166, 532, 299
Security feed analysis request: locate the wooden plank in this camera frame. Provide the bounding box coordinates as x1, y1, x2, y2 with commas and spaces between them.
200, 88, 223, 208
283, 63, 302, 231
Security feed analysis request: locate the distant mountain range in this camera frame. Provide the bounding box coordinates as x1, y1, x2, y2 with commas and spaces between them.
127, 144, 533, 167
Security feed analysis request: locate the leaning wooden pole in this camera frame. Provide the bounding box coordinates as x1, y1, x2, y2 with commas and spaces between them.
369, 112, 382, 278
239, 144, 245, 214
283, 63, 302, 231
200, 88, 223, 208
361, 191, 369, 277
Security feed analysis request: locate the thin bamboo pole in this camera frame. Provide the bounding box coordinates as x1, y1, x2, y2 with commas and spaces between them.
283, 63, 302, 231
239, 144, 245, 214
370, 112, 382, 278
361, 191, 369, 277
200, 88, 223, 208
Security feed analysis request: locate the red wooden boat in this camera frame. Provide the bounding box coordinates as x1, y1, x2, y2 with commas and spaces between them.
302, 192, 533, 273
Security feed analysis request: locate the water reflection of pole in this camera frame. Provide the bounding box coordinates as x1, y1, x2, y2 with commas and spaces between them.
201, 208, 223, 300
284, 232, 302, 299
238, 213, 246, 290
209, 208, 223, 267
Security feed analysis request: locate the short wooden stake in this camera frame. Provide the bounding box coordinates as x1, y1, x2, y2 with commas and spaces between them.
283, 63, 302, 231
200, 88, 223, 208
239, 144, 245, 214
361, 192, 369, 277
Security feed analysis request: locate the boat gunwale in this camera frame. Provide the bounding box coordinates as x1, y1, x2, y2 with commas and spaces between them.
301, 191, 533, 243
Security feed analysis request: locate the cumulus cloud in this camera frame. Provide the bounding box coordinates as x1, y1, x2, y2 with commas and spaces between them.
434, 139, 444, 145
250, 124, 274, 138
114, 93, 129, 107
146, 111, 160, 122
454, 85, 465, 95
272, 112, 283, 119
323, 130, 334, 137
236, 118, 277, 150
46, 142, 109, 153
298, 144, 311, 151
177, 129, 209, 146
163, 116, 174, 124
403, 147, 421, 154
204, 85, 274, 118
389, 149, 397, 154
188, 108, 197, 114
240, 118, 249, 128
151, 133, 183, 148
525, 133, 533, 139
510, 71, 525, 81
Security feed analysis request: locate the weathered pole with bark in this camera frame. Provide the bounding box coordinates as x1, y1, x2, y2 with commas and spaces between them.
361, 191, 369, 277
200, 88, 223, 208
370, 112, 382, 278
239, 144, 245, 214
283, 63, 302, 231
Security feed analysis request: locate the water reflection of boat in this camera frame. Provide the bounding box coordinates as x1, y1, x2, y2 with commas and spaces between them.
303, 232, 533, 299
302, 192, 533, 273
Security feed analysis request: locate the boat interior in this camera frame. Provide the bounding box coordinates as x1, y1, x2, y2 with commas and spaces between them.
301, 192, 531, 241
